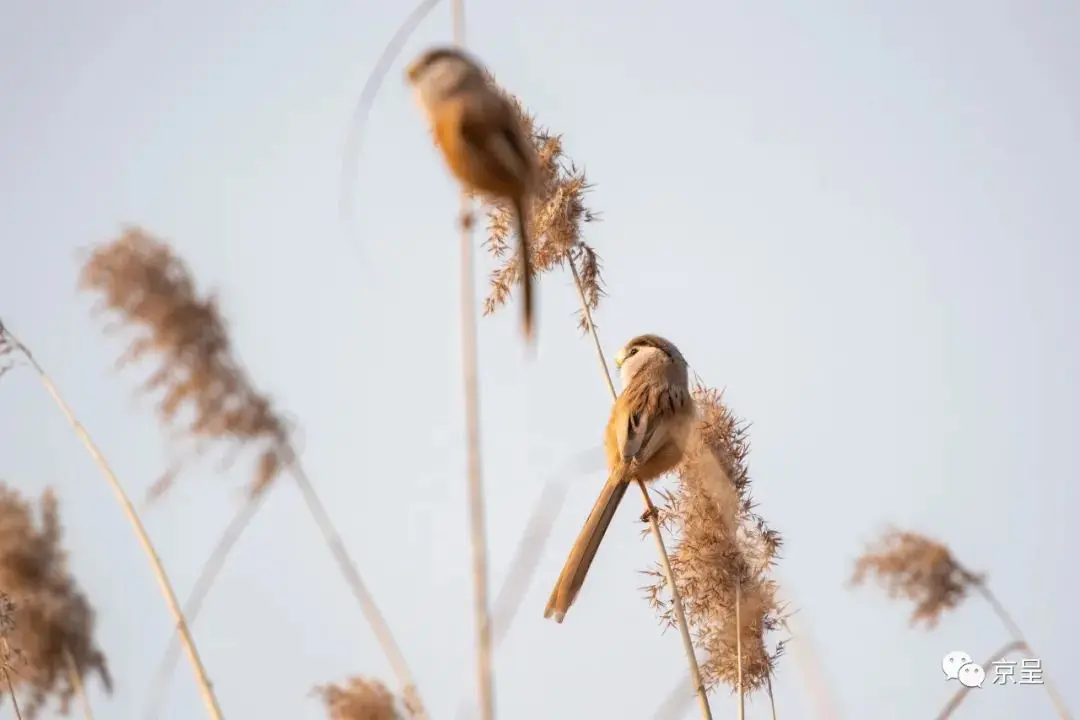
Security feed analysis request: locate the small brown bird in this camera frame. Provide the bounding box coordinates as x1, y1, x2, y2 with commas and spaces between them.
406, 46, 540, 343
544, 334, 695, 623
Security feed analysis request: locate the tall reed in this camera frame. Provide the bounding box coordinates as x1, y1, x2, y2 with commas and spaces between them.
853, 528, 1073, 720
450, 9, 498, 719
0, 324, 216, 718
77, 228, 427, 719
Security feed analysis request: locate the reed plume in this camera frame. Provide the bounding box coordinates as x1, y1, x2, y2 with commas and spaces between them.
315, 676, 406, 720
853, 528, 1073, 719
78, 227, 291, 500
472, 78, 603, 325
79, 227, 427, 719
0, 485, 110, 718
851, 528, 978, 627
647, 386, 786, 709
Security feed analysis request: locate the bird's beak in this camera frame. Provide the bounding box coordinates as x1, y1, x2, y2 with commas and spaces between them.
613, 349, 626, 369
405, 60, 421, 84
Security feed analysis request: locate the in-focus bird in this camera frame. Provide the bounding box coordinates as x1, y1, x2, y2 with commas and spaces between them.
406, 46, 540, 344
544, 334, 695, 623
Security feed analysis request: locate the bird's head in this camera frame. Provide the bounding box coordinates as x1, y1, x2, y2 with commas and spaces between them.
405, 46, 484, 104
614, 334, 687, 387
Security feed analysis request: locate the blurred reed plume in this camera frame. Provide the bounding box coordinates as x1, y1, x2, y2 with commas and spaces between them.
79, 228, 426, 719
0, 484, 110, 718
851, 528, 979, 627
315, 676, 406, 720
648, 386, 786, 698
78, 226, 291, 500
852, 528, 1073, 720
474, 81, 603, 326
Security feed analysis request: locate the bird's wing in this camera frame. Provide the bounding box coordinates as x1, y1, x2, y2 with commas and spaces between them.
459, 100, 533, 188
615, 396, 673, 466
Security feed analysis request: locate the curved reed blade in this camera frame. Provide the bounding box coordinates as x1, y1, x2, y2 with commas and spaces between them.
143, 494, 268, 720
453, 447, 604, 720
339, 0, 444, 274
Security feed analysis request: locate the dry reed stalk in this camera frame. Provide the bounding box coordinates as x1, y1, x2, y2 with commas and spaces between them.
765, 673, 777, 720
63, 647, 94, 720
777, 614, 838, 720
853, 528, 1073, 720
0, 596, 24, 720
76, 228, 427, 719
0, 488, 111, 719
143, 493, 267, 720
735, 579, 744, 720
645, 386, 785, 717
934, 640, 1025, 720
315, 676, 405, 720
454, 451, 604, 720
339, 0, 443, 272
458, 206, 496, 720
2, 647, 24, 720
449, 5, 496, 720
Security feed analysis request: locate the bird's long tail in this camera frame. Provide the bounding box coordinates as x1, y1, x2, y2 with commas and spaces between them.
514, 200, 535, 345
544, 471, 629, 623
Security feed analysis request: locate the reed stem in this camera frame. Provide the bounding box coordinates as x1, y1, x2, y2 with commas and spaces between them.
1, 326, 224, 720
935, 640, 1025, 720
765, 673, 777, 720
973, 580, 1072, 720
1, 638, 24, 720
143, 494, 267, 720
735, 578, 744, 720
457, 207, 496, 720
290, 461, 428, 720
451, 6, 496, 720
64, 646, 95, 720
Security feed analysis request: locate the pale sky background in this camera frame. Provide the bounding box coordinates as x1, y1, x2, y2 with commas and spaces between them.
1, 1, 1077, 718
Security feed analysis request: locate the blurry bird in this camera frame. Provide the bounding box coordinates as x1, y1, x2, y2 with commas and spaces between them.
406, 46, 540, 344
544, 334, 695, 623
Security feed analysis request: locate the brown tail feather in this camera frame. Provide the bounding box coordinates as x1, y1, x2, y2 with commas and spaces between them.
515, 202, 535, 345
544, 473, 629, 623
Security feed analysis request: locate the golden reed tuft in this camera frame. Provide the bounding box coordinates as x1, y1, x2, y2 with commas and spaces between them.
0, 484, 111, 717
78, 227, 292, 499
852, 528, 980, 628
647, 385, 786, 695
315, 675, 404, 720
473, 77, 604, 329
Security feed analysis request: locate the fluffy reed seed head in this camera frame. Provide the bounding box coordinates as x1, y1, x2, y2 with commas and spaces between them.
471, 77, 604, 329
647, 385, 785, 695
78, 227, 292, 498
852, 528, 981, 628
314, 676, 404, 720
0, 484, 111, 717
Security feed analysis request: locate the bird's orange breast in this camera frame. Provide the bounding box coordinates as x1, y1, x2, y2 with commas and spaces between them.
431, 97, 527, 200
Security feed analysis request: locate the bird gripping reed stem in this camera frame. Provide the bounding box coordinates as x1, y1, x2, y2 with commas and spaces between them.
566, 256, 713, 720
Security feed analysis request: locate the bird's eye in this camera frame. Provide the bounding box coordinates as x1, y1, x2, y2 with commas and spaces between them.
627, 347, 638, 357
